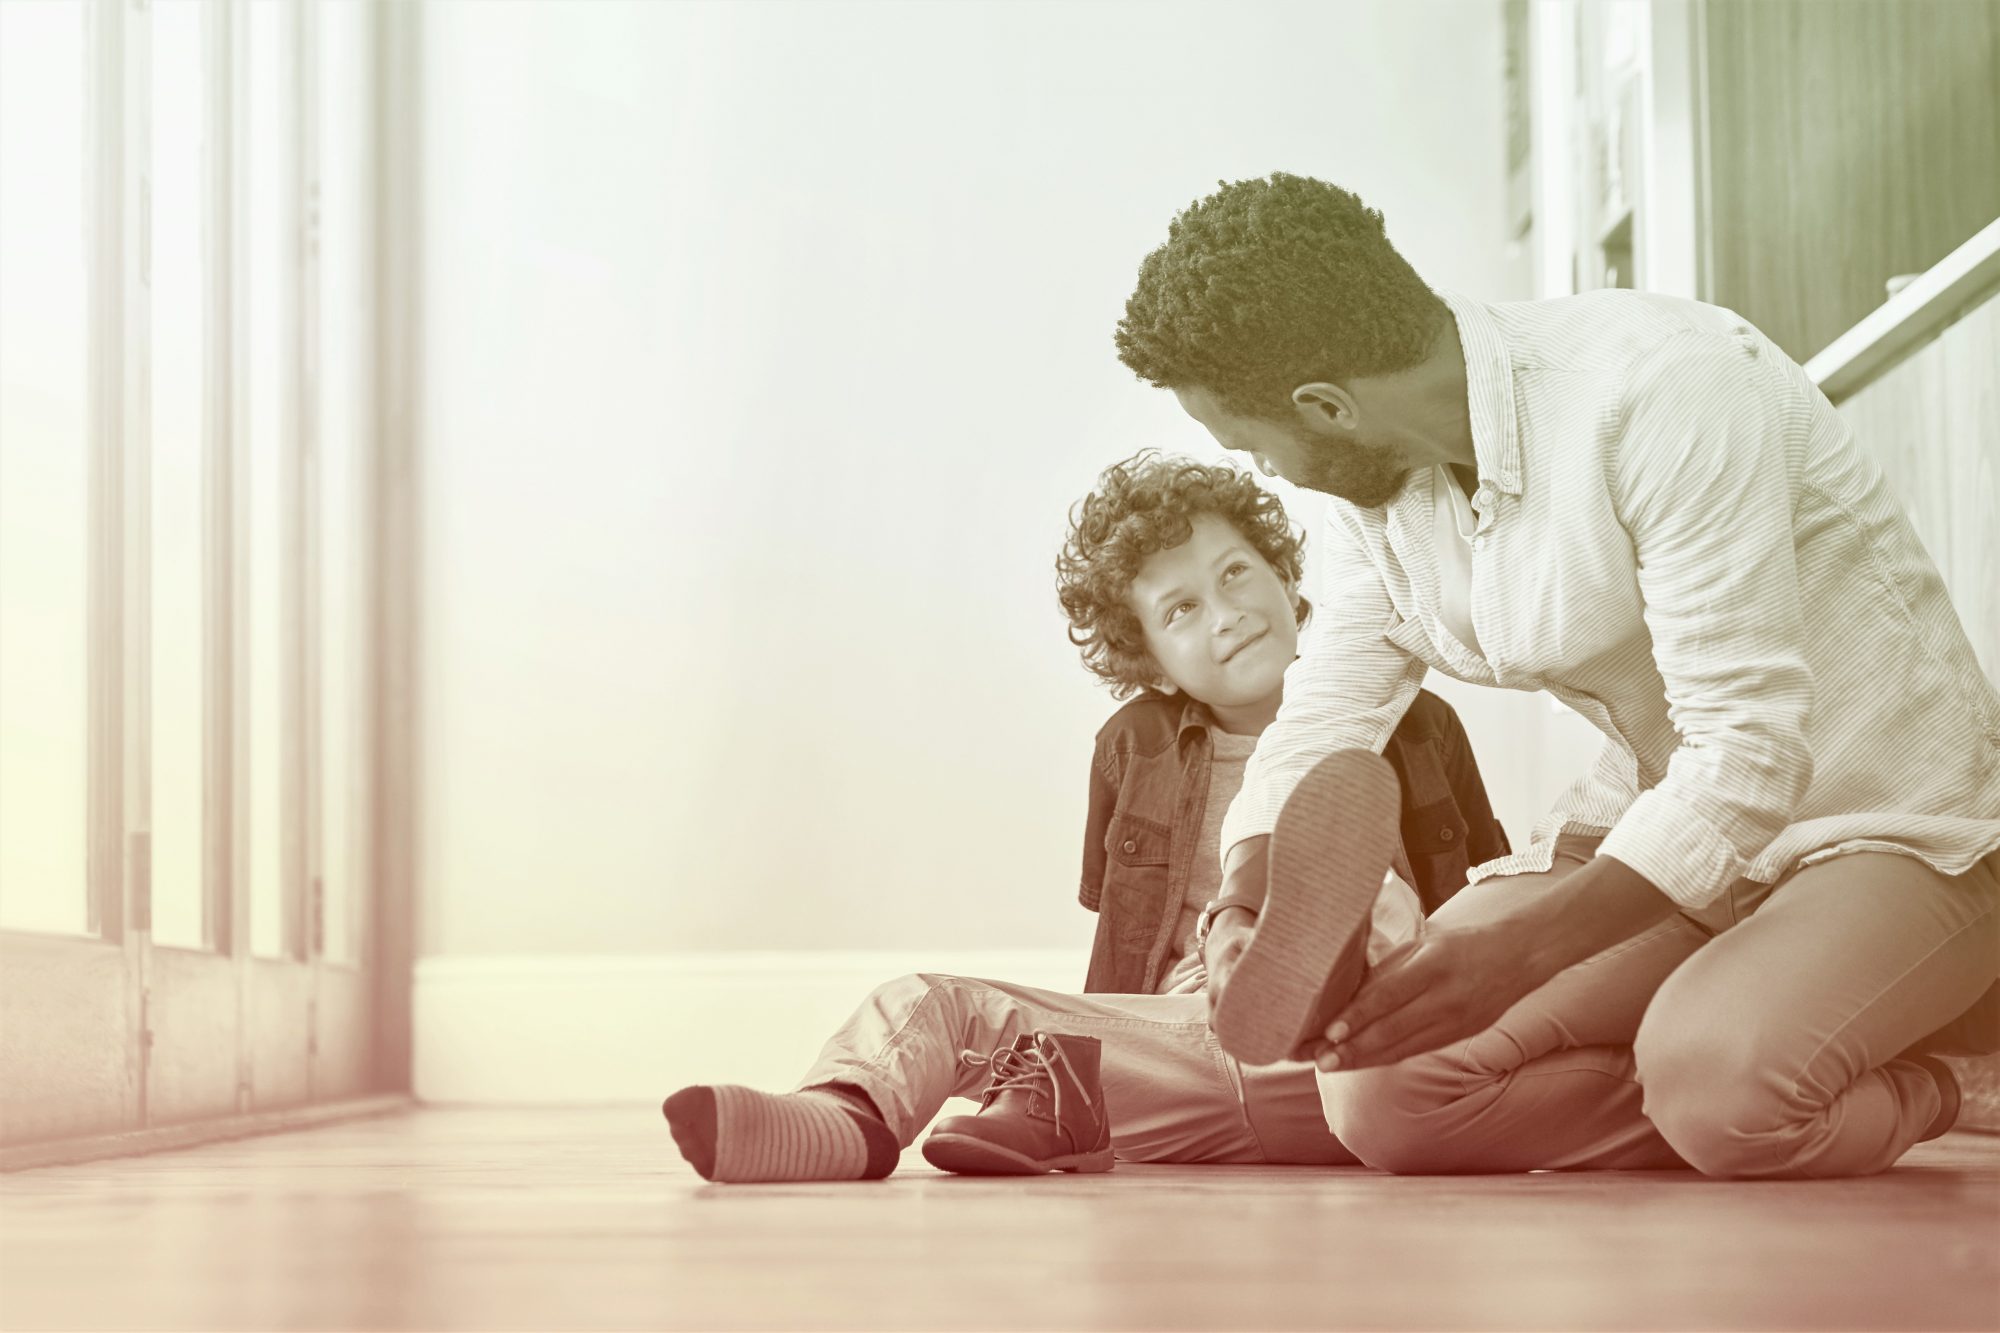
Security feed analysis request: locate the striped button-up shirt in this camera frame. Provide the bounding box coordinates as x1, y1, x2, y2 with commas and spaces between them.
1222, 289, 2000, 909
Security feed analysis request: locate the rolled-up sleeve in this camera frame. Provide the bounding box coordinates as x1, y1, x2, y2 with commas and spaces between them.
1220, 506, 1427, 862
1597, 328, 1817, 907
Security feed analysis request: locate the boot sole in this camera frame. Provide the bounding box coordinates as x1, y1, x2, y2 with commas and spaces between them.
1208, 749, 1402, 1067
919, 1133, 1114, 1176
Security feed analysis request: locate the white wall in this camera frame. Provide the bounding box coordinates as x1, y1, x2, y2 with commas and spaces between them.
417, 0, 1598, 961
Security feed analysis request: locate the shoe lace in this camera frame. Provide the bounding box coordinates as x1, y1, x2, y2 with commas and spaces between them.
961, 1034, 1105, 1144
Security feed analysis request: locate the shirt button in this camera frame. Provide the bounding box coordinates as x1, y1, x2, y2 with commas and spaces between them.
1440, 827, 1455, 843
1473, 487, 1494, 508
1122, 839, 1137, 854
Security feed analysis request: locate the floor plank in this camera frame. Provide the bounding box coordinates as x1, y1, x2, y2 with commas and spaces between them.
2, 1107, 1996, 1331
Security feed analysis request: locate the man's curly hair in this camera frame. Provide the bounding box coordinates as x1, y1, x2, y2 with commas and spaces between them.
1058, 450, 1310, 698
1114, 173, 1448, 418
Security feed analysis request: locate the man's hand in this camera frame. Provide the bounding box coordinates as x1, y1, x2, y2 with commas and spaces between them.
1301, 922, 1553, 1070
1201, 907, 1258, 1020
1307, 852, 1681, 1071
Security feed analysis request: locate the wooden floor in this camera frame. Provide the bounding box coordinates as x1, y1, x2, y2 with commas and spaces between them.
2, 1107, 1997, 1332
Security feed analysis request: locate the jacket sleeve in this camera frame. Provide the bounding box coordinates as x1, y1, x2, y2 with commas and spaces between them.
1437, 696, 1511, 865
1078, 744, 1116, 912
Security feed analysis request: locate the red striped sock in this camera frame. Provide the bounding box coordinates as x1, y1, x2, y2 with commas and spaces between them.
662, 1085, 899, 1182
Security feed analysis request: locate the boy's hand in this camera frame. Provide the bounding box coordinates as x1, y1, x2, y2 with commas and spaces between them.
1201, 907, 1258, 1017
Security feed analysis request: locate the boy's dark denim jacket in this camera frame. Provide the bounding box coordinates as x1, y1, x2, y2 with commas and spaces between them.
1078, 688, 1510, 994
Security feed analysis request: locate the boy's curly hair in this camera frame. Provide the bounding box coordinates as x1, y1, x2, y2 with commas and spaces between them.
1058, 451, 1310, 698
1114, 173, 1447, 418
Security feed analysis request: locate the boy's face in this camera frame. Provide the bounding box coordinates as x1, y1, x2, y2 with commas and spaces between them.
1126, 513, 1299, 730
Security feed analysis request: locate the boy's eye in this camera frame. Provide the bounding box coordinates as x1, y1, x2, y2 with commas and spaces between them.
1222, 561, 1249, 581
1165, 601, 1195, 626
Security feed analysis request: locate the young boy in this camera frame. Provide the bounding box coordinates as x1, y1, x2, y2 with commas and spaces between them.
661, 452, 1507, 1181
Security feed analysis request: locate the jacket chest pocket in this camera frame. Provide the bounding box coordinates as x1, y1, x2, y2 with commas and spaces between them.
1107, 811, 1171, 869
1102, 811, 1174, 954
1401, 792, 1474, 914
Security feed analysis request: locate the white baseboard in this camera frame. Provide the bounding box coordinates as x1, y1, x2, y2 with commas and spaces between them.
412, 949, 1089, 1104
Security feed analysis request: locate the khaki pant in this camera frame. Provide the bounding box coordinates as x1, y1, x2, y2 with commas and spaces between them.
1319, 840, 2000, 1178
795, 975, 1355, 1165
796, 876, 1428, 1165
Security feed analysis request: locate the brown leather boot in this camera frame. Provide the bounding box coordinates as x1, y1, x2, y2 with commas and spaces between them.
921, 1032, 1114, 1175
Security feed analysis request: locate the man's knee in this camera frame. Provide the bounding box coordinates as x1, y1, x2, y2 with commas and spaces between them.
1321, 1058, 1489, 1174
1633, 998, 1809, 1179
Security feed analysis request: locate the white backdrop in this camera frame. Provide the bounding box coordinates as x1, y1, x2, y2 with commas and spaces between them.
416, 0, 1599, 967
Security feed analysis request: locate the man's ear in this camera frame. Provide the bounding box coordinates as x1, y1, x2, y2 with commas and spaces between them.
1291, 381, 1360, 434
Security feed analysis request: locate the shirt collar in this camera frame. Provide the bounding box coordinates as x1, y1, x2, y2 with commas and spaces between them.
1437, 290, 1522, 498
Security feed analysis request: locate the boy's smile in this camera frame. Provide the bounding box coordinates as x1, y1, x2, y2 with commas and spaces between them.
1126, 512, 1300, 734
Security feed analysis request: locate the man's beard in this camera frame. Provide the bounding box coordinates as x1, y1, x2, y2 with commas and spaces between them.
1291, 438, 1411, 508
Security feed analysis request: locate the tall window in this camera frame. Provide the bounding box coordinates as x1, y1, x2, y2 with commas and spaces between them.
0, 1, 92, 937
317, 0, 369, 964
150, 0, 210, 949
245, 0, 290, 959
1, 0, 394, 1147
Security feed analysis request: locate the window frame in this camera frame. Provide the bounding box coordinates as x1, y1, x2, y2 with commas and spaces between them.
0, 0, 416, 1149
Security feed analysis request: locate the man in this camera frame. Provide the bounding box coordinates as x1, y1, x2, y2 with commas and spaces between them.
1115, 172, 2000, 1178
